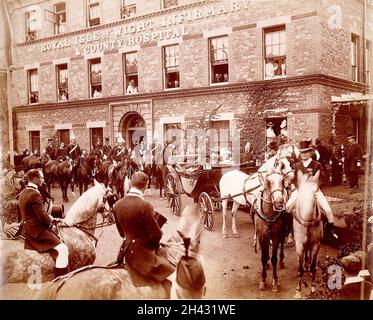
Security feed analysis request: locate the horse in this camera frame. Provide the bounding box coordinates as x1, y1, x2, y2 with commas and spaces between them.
219, 157, 293, 238
254, 169, 286, 292
72, 155, 98, 196
21, 155, 42, 172
43, 160, 59, 194
0, 180, 111, 286
109, 159, 130, 199
36, 204, 204, 300
43, 160, 72, 202
293, 181, 323, 298
143, 160, 165, 199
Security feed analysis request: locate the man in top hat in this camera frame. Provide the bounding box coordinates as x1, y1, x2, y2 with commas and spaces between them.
18, 169, 69, 277
45, 138, 55, 160
266, 121, 276, 138
286, 140, 337, 238
344, 134, 363, 189
102, 137, 112, 160
66, 135, 81, 183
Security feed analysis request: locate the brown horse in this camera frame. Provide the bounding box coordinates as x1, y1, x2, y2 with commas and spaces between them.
21, 155, 42, 172
43, 160, 59, 193
43, 160, 72, 202
293, 181, 323, 298
143, 162, 165, 198
254, 169, 286, 293
72, 155, 98, 195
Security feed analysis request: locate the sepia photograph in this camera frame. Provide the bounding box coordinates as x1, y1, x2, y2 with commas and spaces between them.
0, 0, 372, 303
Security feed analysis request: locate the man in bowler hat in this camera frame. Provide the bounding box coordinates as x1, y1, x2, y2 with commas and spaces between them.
344, 134, 363, 189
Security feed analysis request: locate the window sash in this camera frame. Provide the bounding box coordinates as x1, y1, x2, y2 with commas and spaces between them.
125, 52, 138, 74
89, 2, 100, 20
210, 37, 228, 63
57, 66, 68, 89
90, 61, 101, 85
29, 70, 38, 92
265, 29, 286, 58
26, 11, 37, 32
164, 45, 179, 68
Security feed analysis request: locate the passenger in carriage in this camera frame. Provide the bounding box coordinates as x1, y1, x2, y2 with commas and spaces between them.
18, 169, 69, 277
285, 140, 338, 239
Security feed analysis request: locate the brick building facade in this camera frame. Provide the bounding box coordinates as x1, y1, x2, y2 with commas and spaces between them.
6, 0, 373, 160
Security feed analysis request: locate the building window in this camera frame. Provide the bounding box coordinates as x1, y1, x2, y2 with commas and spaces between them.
89, 58, 102, 98
164, 123, 181, 150
210, 120, 230, 156
30, 131, 40, 155
28, 69, 39, 104
25, 10, 37, 41
163, 45, 180, 89
365, 40, 371, 84
264, 26, 286, 79
59, 129, 70, 146
209, 36, 229, 84
55, 2, 66, 34
121, 0, 136, 19
124, 52, 138, 94
265, 117, 287, 146
88, 0, 100, 27
351, 34, 359, 82
163, 0, 178, 9
90, 127, 103, 151
57, 64, 68, 101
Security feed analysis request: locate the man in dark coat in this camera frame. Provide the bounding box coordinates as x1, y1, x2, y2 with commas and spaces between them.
55, 142, 67, 161
113, 172, 175, 282
102, 137, 112, 159
344, 134, 363, 189
18, 169, 69, 276
67, 136, 81, 183
45, 139, 55, 160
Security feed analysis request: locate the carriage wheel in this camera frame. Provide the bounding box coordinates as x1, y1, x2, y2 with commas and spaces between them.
165, 174, 181, 216
199, 192, 214, 231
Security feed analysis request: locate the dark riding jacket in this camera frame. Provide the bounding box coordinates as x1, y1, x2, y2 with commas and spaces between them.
67, 143, 81, 160
19, 184, 61, 252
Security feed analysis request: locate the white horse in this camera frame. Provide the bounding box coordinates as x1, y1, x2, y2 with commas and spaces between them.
1, 180, 110, 285
219, 157, 293, 238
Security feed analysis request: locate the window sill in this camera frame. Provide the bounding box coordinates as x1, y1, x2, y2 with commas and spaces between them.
264, 75, 287, 80
29, 102, 39, 105
164, 87, 181, 91
209, 82, 229, 86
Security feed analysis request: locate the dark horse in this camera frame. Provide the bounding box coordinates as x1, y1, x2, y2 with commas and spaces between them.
21, 155, 42, 172
97, 159, 129, 198
254, 169, 286, 293
71, 155, 98, 195
143, 160, 165, 198
43, 160, 72, 202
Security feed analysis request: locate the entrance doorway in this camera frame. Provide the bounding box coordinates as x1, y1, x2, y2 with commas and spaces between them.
120, 112, 147, 150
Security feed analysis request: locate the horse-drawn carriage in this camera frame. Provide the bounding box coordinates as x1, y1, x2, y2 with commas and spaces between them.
164, 162, 258, 231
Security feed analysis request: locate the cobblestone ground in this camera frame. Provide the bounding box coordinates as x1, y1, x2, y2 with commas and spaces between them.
2, 179, 370, 300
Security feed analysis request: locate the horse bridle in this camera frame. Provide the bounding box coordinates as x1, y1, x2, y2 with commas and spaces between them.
263, 171, 286, 212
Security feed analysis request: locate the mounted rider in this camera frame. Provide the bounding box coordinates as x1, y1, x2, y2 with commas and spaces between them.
91, 139, 103, 158
102, 137, 112, 160
44, 138, 55, 160
55, 142, 68, 162
18, 169, 69, 277
285, 140, 338, 238
67, 135, 81, 183
108, 136, 128, 186
278, 135, 299, 168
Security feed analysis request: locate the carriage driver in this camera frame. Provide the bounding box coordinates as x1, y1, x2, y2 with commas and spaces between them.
285, 140, 338, 239
67, 135, 81, 183
18, 169, 69, 277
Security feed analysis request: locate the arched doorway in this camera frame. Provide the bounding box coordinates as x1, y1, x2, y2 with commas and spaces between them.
119, 112, 147, 150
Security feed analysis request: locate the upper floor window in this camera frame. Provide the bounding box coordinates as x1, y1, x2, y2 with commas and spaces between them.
124, 52, 138, 94
121, 0, 136, 19
55, 2, 66, 34
57, 64, 68, 101
25, 10, 37, 41
89, 58, 102, 98
163, 0, 178, 9
28, 69, 39, 104
163, 44, 180, 89
209, 36, 229, 84
351, 34, 359, 82
88, 0, 100, 27
365, 40, 371, 84
264, 26, 286, 79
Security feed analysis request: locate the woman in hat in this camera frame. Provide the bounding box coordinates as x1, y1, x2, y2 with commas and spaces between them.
286, 140, 338, 238
266, 121, 276, 138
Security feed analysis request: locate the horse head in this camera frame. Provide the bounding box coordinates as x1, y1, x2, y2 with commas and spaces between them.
62, 180, 110, 236
265, 168, 285, 211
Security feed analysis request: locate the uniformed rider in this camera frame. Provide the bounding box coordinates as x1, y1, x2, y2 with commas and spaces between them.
67, 136, 81, 183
